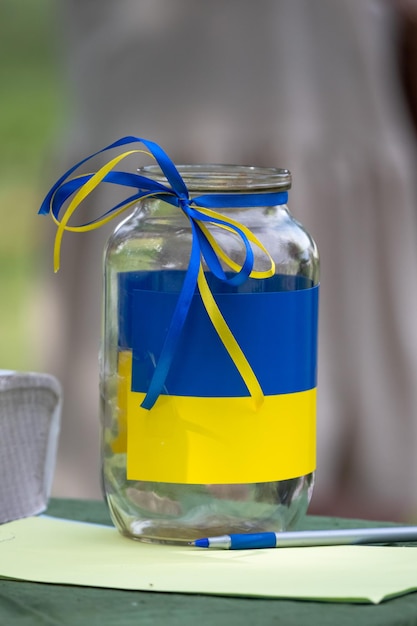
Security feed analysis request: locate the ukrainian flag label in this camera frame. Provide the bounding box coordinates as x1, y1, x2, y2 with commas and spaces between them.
116, 271, 318, 484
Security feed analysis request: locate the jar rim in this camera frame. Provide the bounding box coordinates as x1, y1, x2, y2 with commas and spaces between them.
138, 164, 291, 192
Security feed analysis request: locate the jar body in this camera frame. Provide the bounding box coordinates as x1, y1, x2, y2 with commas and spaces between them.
100, 166, 319, 543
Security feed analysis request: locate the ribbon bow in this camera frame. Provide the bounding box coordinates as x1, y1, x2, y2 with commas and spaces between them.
39, 136, 289, 410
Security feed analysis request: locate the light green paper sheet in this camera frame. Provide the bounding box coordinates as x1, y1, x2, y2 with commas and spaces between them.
0, 515, 416, 604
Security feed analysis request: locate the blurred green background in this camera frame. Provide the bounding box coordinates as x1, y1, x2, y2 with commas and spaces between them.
0, 0, 64, 370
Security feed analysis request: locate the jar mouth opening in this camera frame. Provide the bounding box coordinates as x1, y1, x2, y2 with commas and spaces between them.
139, 164, 291, 192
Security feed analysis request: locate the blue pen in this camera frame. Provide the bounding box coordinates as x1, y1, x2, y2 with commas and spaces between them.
191, 526, 417, 550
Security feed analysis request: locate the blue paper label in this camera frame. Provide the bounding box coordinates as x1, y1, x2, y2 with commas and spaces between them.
118, 271, 319, 398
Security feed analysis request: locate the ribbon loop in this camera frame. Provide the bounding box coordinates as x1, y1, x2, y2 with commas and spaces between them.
39, 136, 289, 409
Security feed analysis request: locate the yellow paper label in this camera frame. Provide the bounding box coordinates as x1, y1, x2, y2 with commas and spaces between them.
114, 352, 316, 484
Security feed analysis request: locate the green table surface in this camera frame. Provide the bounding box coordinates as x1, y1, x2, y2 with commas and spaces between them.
1, 498, 417, 626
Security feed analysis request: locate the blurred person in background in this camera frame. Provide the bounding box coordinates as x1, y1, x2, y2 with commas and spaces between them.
43, 0, 417, 521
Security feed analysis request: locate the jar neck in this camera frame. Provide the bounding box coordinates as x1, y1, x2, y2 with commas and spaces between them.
138, 164, 291, 193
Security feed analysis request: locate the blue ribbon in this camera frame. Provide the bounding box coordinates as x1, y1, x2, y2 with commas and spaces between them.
39, 136, 289, 409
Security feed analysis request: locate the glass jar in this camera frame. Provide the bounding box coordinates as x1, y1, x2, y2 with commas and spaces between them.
100, 164, 319, 544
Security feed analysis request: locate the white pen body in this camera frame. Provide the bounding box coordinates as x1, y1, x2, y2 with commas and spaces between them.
195, 526, 417, 549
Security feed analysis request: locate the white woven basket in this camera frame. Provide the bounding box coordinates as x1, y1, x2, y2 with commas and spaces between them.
0, 371, 61, 524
